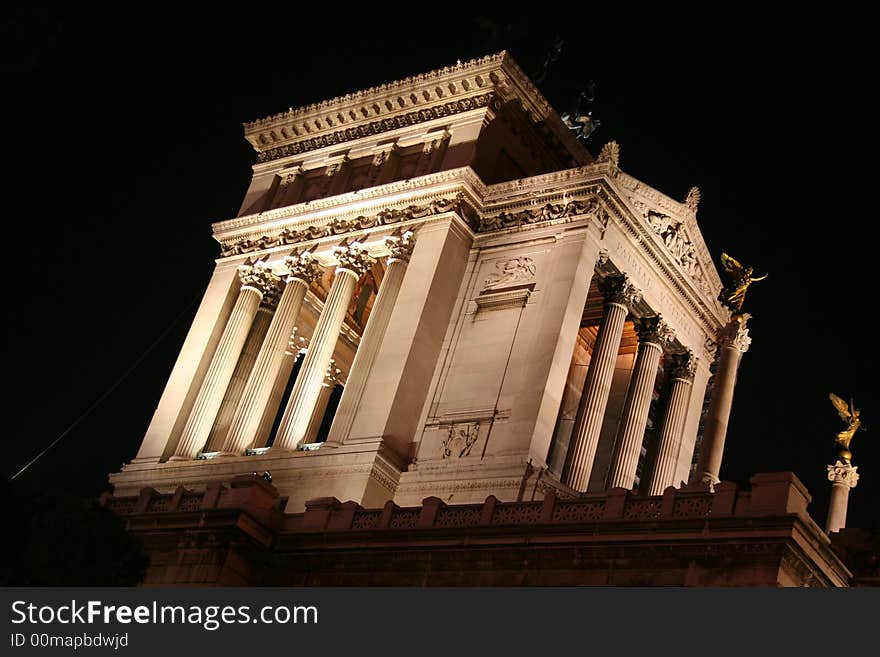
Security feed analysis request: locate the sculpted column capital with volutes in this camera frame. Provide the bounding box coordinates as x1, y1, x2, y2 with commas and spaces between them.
668, 349, 698, 381
333, 242, 375, 277
716, 314, 752, 353
385, 230, 416, 263
599, 274, 642, 310
283, 251, 323, 285
827, 461, 859, 488
238, 262, 280, 295
634, 314, 674, 347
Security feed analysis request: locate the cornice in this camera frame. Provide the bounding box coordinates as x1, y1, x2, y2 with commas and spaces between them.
242, 51, 589, 166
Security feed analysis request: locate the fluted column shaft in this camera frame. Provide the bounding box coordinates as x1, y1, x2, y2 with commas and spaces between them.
205, 305, 274, 451
645, 352, 696, 495
563, 276, 639, 492
606, 315, 670, 490
174, 265, 277, 459
221, 260, 318, 454
326, 233, 414, 445
825, 460, 859, 533
693, 317, 751, 485
274, 245, 373, 450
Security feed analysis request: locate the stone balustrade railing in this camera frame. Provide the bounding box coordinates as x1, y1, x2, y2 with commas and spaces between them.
103, 472, 813, 534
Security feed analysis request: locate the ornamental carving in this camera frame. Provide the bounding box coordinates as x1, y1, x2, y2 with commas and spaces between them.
599, 275, 642, 308
323, 360, 345, 387
669, 349, 698, 381
238, 263, 280, 294
483, 257, 536, 291
255, 93, 492, 163
385, 230, 416, 263
684, 186, 701, 213
441, 422, 481, 459
635, 315, 674, 346
283, 251, 323, 283
220, 193, 476, 257
478, 195, 601, 232
259, 278, 283, 309
827, 461, 859, 488
597, 140, 620, 167
716, 314, 752, 353
333, 242, 375, 276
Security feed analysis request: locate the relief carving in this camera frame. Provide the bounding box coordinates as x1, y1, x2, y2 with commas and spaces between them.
482, 257, 536, 291
441, 422, 481, 459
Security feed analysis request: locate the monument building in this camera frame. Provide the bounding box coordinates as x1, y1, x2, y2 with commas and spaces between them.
103, 53, 860, 586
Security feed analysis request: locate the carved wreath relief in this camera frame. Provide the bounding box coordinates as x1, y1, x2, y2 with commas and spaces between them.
441, 422, 481, 459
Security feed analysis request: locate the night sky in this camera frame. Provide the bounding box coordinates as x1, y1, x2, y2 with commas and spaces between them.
4, 6, 875, 529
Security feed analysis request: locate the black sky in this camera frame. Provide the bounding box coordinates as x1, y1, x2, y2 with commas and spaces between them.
3, 5, 875, 529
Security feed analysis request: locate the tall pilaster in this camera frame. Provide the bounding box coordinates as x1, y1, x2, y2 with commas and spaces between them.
273, 242, 374, 450
221, 252, 322, 455
326, 231, 415, 446
692, 316, 751, 485
606, 315, 672, 490
204, 287, 278, 452
172, 263, 279, 460
563, 275, 641, 492
825, 460, 859, 533
302, 361, 345, 445
645, 350, 696, 495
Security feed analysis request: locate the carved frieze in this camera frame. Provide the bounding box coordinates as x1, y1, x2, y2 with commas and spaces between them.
477, 195, 601, 232
255, 94, 492, 164
219, 193, 476, 257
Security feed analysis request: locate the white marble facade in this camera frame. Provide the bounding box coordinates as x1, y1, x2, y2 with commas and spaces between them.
110, 53, 740, 511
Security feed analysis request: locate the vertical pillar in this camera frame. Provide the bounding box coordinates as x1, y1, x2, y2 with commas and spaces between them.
302, 361, 344, 445
274, 242, 374, 450
204, 292, 277, 452
326, 231, 415, 446
645, 350, 696, 495
825, 460, 859, 533
221, 252, 322, 454
606, 315, 672, 490
172, 263, 279, 460
563, 275, 641, 492
692, 316, 752, 485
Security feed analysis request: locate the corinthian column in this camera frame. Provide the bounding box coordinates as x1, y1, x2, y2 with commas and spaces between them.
273, 242, 374, 450
646, 350, 696, 495
563, 275, 641, 492
204, 287, 279, 452
221, 252, 323, 455
173, 263, 279, 460
302, 361, 344, 444
607, 315, 672, 490
692, 316, 752, 485
825, 460, 859, 533
326, 231, 415, 446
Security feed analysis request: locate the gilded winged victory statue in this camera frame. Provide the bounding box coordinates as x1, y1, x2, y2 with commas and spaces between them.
829, 393, 866, 459
718, 252, 767, 315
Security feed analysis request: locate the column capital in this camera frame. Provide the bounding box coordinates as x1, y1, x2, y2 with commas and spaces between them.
827, 461, 859, 488
599, 274, 642, 308
283, 251, 323, 284
333, 242, 375, 277
668, 349, 697, 381
238, 263, 281, 296
384, 230, 416, 263
717, 314, 752, 353
259, 278, 283, 310
635, 314, 673, 346
323, 359, 346, 387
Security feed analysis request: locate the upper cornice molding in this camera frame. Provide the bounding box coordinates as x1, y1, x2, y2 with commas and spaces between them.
242, 51, 590, 166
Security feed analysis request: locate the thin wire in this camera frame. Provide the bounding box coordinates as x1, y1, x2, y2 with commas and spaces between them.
9, 292, 202, 482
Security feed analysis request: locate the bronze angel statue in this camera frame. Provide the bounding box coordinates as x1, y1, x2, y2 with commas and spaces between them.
829, 393, 866, 455
717, 252, 768, 314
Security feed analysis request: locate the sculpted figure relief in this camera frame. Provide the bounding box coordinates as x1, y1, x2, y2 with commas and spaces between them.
483, 257, 537, 291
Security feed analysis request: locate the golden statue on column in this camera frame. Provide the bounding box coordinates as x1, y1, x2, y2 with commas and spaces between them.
829, 393, 866, 461
717, 252, 767, 316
